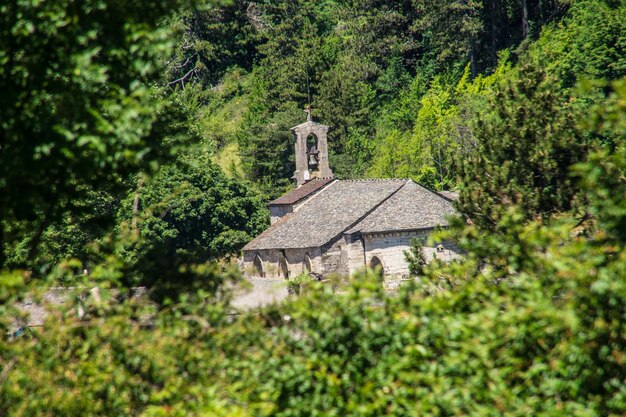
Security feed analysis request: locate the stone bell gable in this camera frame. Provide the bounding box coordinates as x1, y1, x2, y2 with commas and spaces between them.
291, 107, 333, 186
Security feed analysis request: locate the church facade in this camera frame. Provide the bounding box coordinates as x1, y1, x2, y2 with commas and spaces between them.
242, 115, 460, 280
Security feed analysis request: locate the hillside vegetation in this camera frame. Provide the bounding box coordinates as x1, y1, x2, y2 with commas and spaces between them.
1, 0, 626, 416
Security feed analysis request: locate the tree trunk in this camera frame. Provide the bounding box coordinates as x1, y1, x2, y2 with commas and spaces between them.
132, 176, 144, 236
522, 0, 529, 38
490, 0, 499, 67
27, 214, 49, 267
469, 40, 477, 78
0, 216, 5, 269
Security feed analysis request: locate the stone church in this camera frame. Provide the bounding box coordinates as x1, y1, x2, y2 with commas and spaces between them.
242, 112, 460, 280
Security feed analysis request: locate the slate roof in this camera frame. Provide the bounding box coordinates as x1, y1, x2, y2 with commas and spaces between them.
438, 190, 459, 201
243, 179, 456, 251
244, 179, 406, 250
347, 181, 455, 234
269, 178, 335, 206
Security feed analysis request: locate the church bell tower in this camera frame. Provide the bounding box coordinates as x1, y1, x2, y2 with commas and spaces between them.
291, 107, 333, 187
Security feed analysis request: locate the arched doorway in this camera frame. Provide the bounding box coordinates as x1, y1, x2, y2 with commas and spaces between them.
253, 254, 264, 278
370, 256, 384, 280
303, 253, 312, 274
279, 252, 290, 279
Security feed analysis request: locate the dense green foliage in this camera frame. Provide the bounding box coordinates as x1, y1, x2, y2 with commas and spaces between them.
0, 0, 269, 280
456, 63, 587, 229
1, 0, 626, 416
117, 158, 268, 299
0, 0, 181, 266
169, 0, 575, 196
2, 86, 625, 413
123, 163, 267, 264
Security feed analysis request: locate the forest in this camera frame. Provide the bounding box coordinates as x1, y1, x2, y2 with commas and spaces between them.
1, 0, 626, 415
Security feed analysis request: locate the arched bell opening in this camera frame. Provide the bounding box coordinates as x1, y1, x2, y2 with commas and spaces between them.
279, 251, 290, 280
306, 133, 319, 171
370, 256, 385, 281
253, 254, 264, 278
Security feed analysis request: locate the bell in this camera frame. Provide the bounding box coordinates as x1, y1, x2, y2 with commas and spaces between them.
309, 153, 318, 166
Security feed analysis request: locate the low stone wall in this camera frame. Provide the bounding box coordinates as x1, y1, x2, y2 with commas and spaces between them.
230, 277, 290, 310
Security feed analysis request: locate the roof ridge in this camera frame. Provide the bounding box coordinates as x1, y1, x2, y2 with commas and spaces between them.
339, 178, 408, 182
346, 180, 455, 235
339, 180, 407, 235
268, 177, 335, 206
405, 179, 456, 203
292, 179, 339, 213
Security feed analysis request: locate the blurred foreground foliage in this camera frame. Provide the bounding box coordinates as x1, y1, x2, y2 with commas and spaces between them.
0, 0, 270, 291
1, 80, 625, 417
1, 0, 626, 416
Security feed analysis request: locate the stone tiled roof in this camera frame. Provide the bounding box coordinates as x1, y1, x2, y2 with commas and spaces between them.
269, 178, 335, 206
347, 181, 455, 234
244, 179, 407, 250
243, 179, 456, 251
438, 190, 459, 201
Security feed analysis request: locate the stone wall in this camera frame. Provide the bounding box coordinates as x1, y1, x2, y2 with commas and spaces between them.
285, 248, 322, 277
243, 250, 279, 278
363, 229, 462, 279
343, 233, 367, 276
242, 248, 322, 279
269, 206, 292, 225
320, 237, 348, 276
243, 229, 462, 281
